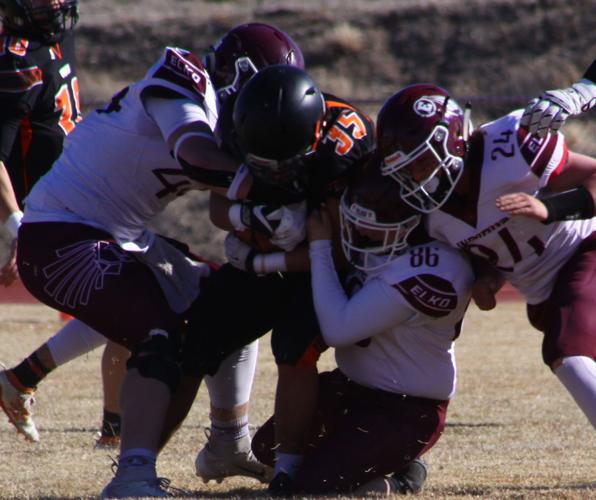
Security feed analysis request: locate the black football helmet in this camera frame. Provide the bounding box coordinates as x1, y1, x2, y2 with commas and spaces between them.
377, 84, 466, 213
0, 0, 78, 43
340, 154, 421, 272
232, 65, 325, 187
204, 22, 305, 102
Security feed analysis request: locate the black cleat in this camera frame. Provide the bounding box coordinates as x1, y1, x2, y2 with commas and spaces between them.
391, 458, 428, 494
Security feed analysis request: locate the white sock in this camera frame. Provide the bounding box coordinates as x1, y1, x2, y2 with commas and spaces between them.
211, 414, 250, 441
205, 341, 259, 408
554, 356, 596, 430
274, 452, 303, 478
117, 448, 157, 481
46, 320, 106, 366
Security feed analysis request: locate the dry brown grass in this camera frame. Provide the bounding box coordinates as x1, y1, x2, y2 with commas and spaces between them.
0, 301, 594, 499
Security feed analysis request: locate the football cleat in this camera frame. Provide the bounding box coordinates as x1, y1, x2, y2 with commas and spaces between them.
392, 457, 428, 494
195, 430, 273, 484
0, 367, 39, 442
353, 458, 428, 496
93, 431, 121, 449
100, 477, 174, 498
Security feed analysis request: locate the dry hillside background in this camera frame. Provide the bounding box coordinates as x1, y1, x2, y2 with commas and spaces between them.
74, 0, 596, 260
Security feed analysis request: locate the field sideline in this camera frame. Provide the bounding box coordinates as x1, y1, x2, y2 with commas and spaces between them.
0, 299, 594, 499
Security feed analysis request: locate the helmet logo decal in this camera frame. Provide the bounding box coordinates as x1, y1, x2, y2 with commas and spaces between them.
413, 96, 444, 117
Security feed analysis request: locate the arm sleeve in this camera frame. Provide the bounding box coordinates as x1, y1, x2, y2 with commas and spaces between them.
309, 240, 414, 348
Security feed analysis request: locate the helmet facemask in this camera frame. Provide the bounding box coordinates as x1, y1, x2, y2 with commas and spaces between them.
206, 54, 259, 102
1, 0, 79, 43
340, 190, 421, 272
381, 123, 464, 213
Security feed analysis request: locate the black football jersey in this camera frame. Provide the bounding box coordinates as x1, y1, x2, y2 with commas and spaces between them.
246, 93, 375, 206
0, 30, 80, 205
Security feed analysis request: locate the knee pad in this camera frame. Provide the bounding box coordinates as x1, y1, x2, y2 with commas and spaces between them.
127, 332, 181, 392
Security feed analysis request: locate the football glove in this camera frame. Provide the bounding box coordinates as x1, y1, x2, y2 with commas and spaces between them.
239, 202, 284, 237
270, 201, 307, 252
520, 79, 596, 137
224, 232, 255, 272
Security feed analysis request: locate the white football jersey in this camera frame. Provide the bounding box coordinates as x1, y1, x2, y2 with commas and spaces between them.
426, 110, 596, 304
23, 47, 218, 248
335, 240, 473, 400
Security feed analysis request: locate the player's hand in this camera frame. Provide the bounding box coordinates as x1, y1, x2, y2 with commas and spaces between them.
520, 82, 596, 137
307, 206, 332, 242
240, 202, 283, 237
471, 275, 503, 311
496, 192, 548, 221
224, 233, 254, 271
520, 95, 570, 137
270, 201, 307, 251
0, 238, 19, 287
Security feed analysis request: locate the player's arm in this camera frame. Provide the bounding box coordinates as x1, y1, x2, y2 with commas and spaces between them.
0, 95, 30, 285
521, 58, 596, 137
496, 151, 596, 222
143, 94, 253, 198
307, 207, 414, 347
211, 192, 310, 273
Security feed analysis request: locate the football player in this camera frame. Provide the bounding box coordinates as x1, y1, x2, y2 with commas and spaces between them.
251, 156, 473, 495
176, 64, 376, 494
194, 22, 304, 485
14, 20, 310, 494
521, 58, 596, 137
376, 83, 596, 431
13, 41, 242, 496
0, 0, 127, 449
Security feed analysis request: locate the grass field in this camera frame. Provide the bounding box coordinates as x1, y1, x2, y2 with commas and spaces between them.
0, 301, 594, 499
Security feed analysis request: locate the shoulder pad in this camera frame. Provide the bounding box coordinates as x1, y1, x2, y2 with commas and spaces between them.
147, 47, 210, 101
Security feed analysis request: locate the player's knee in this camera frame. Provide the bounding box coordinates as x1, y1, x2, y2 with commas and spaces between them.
127, 332, 181, 391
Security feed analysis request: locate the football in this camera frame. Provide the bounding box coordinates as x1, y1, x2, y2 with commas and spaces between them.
234, 228, 282, 253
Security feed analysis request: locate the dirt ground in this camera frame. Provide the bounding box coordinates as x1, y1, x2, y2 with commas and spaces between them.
0, 301, 594, 498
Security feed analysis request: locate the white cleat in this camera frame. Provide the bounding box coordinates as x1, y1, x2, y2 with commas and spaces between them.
100, 477, 173, 498
195, 431, 273, 484
0, 368, 39, 442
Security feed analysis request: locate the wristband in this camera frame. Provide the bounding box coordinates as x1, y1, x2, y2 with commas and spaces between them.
253, 252, 287, 274
5, 210, 23, 239
226, 163, 249, 200
540, 186, 595, 224
228, 203, 247, 231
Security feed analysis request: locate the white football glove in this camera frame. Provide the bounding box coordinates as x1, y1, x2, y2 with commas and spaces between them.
224, 233, 254, 271
237, 202, 283, 237
270, 201, 307, 252
520, 80, 596, 137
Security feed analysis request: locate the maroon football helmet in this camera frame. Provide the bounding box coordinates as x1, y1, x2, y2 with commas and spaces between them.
376, 84, 466, 213
204, 22, 305, 102
340, 154, 421, 272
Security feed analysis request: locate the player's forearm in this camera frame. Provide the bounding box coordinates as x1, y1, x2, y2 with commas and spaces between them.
209, 192, 235, 231
0, 161, 22, 225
